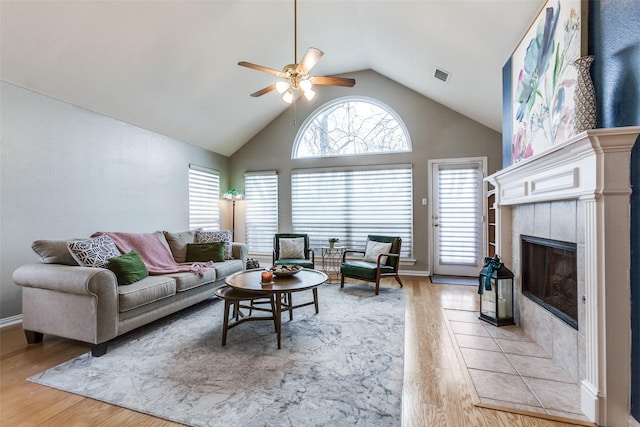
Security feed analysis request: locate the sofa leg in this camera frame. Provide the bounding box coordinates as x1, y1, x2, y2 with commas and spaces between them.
91, 342, 108, 357
24, 330, 43, 344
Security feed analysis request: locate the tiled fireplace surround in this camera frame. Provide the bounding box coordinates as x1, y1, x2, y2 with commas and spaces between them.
486, 127, 640, 426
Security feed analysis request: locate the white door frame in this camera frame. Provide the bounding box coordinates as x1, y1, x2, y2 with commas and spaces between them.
427, 157, 487, 276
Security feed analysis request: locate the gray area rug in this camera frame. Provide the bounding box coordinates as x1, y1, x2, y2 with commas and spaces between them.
430, 275, 478, 286
29, 283, 404, 427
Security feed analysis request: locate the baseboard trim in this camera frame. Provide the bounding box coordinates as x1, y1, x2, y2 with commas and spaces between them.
0, 314, 22, 328
400, 269, 430, 277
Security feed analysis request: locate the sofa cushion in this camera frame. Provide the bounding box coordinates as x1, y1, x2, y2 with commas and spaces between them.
108, 250, 149, 285
165, 269, 217, 292
67, 234, 121, 268
118, 276, 176, 312
31, 239, 79, 265
212, 259, 244, 279
185, 242, 225, 262
163, 230, 197, 263
195, 230, 233, 259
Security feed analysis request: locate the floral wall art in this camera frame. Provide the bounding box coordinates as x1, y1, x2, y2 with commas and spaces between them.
511, 0, 583, 163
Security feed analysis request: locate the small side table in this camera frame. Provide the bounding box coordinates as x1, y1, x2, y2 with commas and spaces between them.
321, 246, 345, 283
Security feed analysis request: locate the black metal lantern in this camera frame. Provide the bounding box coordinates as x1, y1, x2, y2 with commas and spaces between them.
478, 255, 515, 326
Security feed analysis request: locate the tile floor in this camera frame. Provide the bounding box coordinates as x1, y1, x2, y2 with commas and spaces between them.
443, 308, 589, 423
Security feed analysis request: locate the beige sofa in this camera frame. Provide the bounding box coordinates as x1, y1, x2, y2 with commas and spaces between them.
13, 230, 247, 356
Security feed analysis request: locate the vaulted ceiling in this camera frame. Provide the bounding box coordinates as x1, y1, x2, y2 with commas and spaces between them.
1, 0, 543, 156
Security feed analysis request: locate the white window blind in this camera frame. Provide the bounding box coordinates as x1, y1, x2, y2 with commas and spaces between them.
291, 166, 413, 257
244, 172, 278, 253
188, 165, 220, 231
437, 165, 480, 265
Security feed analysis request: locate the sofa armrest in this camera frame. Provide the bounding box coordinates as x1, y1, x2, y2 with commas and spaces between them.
13, 263, 117, 296
232, 242, 248, 268
13, 263, 119, 344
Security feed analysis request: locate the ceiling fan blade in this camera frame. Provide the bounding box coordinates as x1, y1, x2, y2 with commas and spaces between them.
312, 76, 356, 87
238, 61, 283, 77
297, 47, 324, 74
250, 84, 277, 97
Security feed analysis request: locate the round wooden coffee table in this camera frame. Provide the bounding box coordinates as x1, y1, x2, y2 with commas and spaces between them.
224, 268, 328, 349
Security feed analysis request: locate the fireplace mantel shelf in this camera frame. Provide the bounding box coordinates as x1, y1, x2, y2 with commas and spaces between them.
485, 126, 640, 426
486, 126, 640, 206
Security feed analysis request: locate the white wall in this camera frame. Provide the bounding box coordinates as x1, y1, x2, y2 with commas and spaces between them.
0, 82, 230, 319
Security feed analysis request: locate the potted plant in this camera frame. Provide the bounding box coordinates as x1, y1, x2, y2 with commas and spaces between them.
328, 238, 339, 249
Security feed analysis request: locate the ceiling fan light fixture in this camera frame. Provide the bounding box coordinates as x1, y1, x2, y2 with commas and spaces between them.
238, 0, 355, 101
282, 89, 295, 104
276, 81, 290, 94
299, 78, 312, 92
302, 88, 315, 101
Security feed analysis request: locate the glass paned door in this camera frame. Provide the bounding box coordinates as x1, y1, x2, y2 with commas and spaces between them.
431, 160, 484, 276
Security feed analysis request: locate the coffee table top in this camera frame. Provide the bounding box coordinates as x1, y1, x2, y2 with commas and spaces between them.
225, 268, 328, 293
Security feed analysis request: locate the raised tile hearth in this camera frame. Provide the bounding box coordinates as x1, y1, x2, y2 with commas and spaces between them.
444, 308, 589, 423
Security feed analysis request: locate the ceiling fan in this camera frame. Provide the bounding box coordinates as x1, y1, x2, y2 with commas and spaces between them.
238, 0, 355, 103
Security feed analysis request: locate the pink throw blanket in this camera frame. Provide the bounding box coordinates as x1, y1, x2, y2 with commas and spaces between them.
92, 232, 212, 276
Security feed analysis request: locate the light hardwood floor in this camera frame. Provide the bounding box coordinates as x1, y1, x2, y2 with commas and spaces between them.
0, 277, 585, 426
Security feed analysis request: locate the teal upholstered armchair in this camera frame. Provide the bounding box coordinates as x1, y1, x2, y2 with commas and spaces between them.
340, 235, 403, 295
273, 233, 315, 269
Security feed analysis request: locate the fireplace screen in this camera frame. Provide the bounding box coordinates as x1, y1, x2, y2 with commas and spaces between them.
521, 235, 578, 329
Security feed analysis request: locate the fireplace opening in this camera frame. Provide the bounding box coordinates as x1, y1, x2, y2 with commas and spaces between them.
521, 235, 578, 329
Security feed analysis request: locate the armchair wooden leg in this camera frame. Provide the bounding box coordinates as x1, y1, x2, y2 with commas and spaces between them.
340, 274, 345, 288
395, 274, 404, 288
375, 279, 380, 295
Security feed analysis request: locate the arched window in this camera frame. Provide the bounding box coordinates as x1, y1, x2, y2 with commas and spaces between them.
292, 97, 411, 158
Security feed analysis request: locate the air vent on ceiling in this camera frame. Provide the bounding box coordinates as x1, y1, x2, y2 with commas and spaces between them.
434, 68, 450, 83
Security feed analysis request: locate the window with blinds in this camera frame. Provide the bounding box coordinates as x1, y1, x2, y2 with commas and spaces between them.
437, 166, 480, 265
188, 165, 220, 231
245, 172, 278, 253
291, 166, 413, 258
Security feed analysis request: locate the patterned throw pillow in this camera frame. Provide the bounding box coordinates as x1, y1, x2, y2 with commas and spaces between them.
363, 240, 392, 264
67, 234, 121, 268
195, 230, 233, 259
278, 237, 305, 259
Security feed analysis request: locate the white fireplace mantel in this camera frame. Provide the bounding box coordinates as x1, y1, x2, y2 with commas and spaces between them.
486, 126, 640, 426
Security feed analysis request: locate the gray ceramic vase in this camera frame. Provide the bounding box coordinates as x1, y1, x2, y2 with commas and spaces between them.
573, 56, 597, 133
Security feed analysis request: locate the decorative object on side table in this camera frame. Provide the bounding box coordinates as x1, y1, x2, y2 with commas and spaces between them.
328, 237, 339, 249
573, 55, 597, 133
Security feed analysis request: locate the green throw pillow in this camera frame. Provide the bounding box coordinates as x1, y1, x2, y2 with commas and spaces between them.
108, 250, 149, 285
186, 242, 225, 262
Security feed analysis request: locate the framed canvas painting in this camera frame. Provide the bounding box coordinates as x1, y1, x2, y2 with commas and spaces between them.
511, 0, 587, 163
